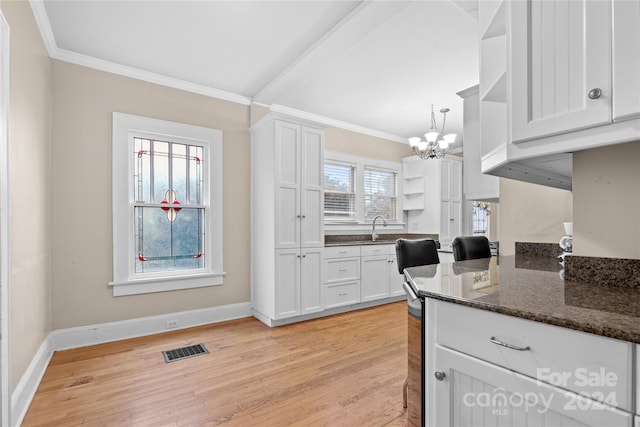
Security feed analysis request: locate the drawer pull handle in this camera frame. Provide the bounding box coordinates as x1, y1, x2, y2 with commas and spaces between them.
489, 336, 531, 352
339, 251, 347, 254
434, 371, 446, 381
339, 268, 347, 272
338, 292, 347, 297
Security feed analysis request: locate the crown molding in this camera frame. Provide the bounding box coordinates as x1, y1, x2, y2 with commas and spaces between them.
270, 104, 408, 144
29, 0, 251, 106
53, 48, 252, 105
29, 1, 410, 141
29, 0, 57, 57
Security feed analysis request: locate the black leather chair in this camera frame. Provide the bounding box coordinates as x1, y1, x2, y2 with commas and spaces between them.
394, 238, 439, 409
452, 236, 492, 261
394, 238, 440, 274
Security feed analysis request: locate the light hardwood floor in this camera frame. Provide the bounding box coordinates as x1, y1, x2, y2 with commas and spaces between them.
23, 302, 409, 426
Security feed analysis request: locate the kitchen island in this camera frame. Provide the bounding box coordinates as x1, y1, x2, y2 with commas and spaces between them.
405, 255, 640, 427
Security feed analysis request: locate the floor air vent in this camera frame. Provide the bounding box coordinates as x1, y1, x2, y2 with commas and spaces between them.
162, 343, 209, 363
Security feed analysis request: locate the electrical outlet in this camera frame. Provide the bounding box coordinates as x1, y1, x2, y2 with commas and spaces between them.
166, 319, 178, 329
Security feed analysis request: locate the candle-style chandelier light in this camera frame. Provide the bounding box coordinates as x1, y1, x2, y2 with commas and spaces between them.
408, 105, 456, 159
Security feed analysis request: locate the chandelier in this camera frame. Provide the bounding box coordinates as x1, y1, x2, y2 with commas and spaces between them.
408, 105, 456, 159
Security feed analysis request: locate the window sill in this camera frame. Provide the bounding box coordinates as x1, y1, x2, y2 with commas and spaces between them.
109, 272, 226, 296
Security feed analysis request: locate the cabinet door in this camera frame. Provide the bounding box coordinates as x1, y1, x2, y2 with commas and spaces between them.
275, 249, 300, 318
300, 127, 324, 247
510, 0, 612, 143
440, 201, 453, 247
275, 122, 301, 249
300, 248, 323, 314
613, 0, 640, 121
387, 257, 405, 297
434, 346, 631, 427
361, 255, 390, 302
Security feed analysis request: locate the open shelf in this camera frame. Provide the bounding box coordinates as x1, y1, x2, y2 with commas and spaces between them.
480, 1, 506, 40
481, 72, 507, 103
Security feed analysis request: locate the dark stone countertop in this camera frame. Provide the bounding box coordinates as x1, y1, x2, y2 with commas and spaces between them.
324, 233, 439, 247
404, 255, 640, 344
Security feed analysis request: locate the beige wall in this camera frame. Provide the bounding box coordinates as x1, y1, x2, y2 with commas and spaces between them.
2, 1, 53, 390
50, 60, 251, 329
572, 141, 640, 258
497, 178, 573, 256
325, 127, 413, 162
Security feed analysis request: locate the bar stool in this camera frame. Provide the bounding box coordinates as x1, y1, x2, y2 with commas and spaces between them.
451, 235, 492, 261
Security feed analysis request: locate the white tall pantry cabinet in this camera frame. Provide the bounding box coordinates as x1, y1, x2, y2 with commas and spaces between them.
250, 114, 325, 326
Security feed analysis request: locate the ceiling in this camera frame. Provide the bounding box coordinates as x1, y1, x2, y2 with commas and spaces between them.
36, 0, 479, 146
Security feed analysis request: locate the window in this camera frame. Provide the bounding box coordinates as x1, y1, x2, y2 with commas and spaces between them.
323, 151, 402, 229
364, 166, 397, 221
472, 202, 490, 234
111, 113, 223, 296
324, 161, 355, 220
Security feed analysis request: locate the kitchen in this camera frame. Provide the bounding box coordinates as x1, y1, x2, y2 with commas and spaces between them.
2, 0, 640, 426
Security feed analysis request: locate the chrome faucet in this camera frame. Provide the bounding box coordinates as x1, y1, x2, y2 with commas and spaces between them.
371, 215, 387, 242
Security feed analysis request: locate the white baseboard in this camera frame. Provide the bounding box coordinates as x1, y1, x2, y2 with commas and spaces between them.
12, 337, 53, 427
12, 301, 251, 426
50, 302, 252, 351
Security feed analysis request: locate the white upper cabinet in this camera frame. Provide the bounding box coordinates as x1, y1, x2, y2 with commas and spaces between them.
510, 0, 612, 143
275, 121, 324, 249
613, 0, 640, 122
479, 0, 640, 191
299, 127, 324, 247
458, 85, 499, 202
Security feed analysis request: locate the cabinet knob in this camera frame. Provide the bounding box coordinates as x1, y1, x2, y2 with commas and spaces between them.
588, 88, 602, 99
434, 371, 446, 382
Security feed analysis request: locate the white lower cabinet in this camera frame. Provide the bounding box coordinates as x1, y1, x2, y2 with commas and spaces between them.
434, 346, 631, 427
275, 248, 323, 318
428, 300, 634, 426
323, 246, 361, 309
360, 244, 404, 301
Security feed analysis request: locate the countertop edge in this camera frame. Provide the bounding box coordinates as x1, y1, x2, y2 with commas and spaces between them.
419, 291, 640, 344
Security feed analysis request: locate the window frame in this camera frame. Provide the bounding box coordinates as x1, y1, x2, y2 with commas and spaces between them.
324, 151, 403, 231
363, 165, 398, 222
323, 160, 356, 222
111, 113, 224, 296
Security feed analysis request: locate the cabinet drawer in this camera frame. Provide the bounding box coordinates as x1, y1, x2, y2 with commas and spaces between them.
324, 258, 359, 283
324, 281, 360, 309
436, 301, 633, 411
360, 244, 394, 257
324, 245, 360, 259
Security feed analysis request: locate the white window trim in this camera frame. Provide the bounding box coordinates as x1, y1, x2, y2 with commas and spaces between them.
324, 151, 404, 232
111, 113, 224, 296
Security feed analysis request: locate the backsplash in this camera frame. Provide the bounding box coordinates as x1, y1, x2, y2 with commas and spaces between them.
515, 242, 564, 258
564, 256, 640, 288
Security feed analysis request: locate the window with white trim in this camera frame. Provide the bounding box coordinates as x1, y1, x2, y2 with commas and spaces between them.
324, 161, 355, 221
324, 151, 402, 229
364, 166, 397, 221
111, 113, 224, 296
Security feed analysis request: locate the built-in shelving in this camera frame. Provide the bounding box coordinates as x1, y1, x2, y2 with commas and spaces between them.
479, 0, 508, 159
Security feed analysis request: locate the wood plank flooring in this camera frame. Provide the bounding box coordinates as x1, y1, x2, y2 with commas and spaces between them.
23, 302, 409, 426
